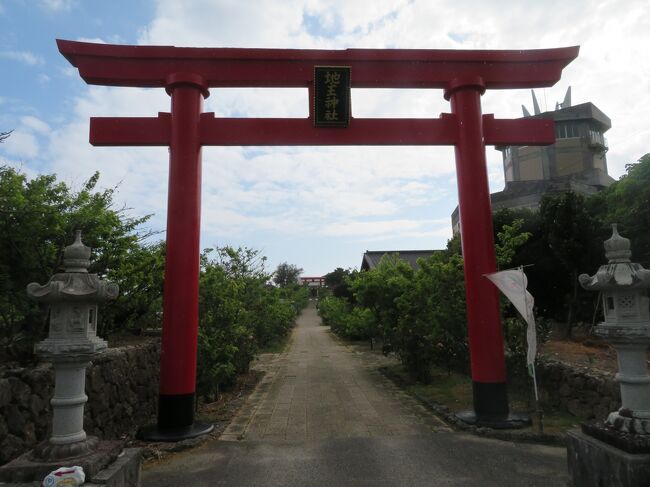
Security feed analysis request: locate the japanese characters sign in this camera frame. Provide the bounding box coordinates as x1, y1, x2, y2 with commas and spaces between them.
314, 66, 351, 127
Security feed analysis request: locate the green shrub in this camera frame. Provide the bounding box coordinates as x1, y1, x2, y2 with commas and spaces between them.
396, 254, 468, 382
344, 307, 374, 340
318, 295, 373, 341
249, 296, 296, 348
290, 285, 310, 313
318, 296, 349, 333
196, 247, 301, 400
351, 254, 413, 350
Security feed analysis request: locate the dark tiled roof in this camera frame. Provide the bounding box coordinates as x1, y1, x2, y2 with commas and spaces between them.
361, 250, 438, 271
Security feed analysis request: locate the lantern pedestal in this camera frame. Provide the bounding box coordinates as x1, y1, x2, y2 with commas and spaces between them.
597, 330, 650, 433
32, 355, 99, 460
568, 430, 650, 487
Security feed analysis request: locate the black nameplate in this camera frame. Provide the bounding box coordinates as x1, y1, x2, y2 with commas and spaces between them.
314, 66, 351, 127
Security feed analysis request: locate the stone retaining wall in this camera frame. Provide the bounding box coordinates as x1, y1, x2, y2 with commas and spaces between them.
0, 340, 159, 465
536, 358, 620, 420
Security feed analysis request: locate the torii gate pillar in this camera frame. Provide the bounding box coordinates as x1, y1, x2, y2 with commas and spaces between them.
153, 75, 211, 439
447, 79, 513, 423
58, 39, 578, 439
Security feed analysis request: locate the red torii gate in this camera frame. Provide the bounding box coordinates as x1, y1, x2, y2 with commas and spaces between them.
58, 39, 578, 439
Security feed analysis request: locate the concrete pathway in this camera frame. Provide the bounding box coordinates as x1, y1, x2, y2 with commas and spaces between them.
143, 302, 569, 486
220, 301, 448, 441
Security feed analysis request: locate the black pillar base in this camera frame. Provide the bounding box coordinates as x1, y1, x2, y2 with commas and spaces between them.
456, 410, 531, 429
138, 392, 214, 442
157, 393, 196, 428
455, 380, 531, 429
138, 421, 214, 442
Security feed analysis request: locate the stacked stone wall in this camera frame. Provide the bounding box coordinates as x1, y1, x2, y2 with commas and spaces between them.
0, 340, 159, 465
537, 358, 620, 420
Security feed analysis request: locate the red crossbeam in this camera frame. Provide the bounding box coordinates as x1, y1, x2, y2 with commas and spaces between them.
90, 113, 171, 146
58, 40, 578, 90
90, 114, 554, 147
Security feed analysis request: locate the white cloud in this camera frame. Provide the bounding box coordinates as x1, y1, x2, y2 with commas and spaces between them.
39, 0, 75, 12
3, 131, 39, 159
76, 37, 107, 44
20, 116, 51, 135
140, 0, 308, 48
0, 116, 53, 160
0, 50, 44, 66
322, 217, 446, 238
208, 88, 308, 118
60, 66, 78, 77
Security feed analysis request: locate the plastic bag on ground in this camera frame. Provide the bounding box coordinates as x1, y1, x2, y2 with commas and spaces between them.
42, 466, 85, 486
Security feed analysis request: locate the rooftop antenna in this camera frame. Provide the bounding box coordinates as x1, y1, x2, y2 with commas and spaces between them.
531, 90, 541, 115
555, 86, 572, 110
522, 104, 531, 117
562, 86, 572, 108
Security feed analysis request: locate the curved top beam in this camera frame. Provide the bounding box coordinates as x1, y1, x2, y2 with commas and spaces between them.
57, 39, 578, 90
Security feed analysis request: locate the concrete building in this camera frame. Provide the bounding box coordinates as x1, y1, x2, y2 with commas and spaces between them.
452, 88, 613, 234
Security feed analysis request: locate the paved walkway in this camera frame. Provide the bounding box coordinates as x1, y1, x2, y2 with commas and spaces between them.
220, 301, 448, 441
143, 302, 569, 486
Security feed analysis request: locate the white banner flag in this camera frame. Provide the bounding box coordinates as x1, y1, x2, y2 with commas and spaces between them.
485, 268, 537, 368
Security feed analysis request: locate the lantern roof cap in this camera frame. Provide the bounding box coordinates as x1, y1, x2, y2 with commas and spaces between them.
605, 224, 631, 263
63, 230, 91, 273
579, 224, 650, 291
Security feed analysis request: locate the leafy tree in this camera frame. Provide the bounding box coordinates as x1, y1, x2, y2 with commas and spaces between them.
318, 295, 350, 332
495, 218, 532, 268
0, 131, 11, 143
323, 267, 356, 301
273, 262, 303, 287
444, 233, 462, 257
197, 252, 252, 400
591, 153, 650, 266
396, 253, 467, 382
100, 241, 165, 337
196, 246, 305, 401
540, 191, 601, 336
318, 295, 374, 341
352, 254, 413, 352
210, 245, 267, 280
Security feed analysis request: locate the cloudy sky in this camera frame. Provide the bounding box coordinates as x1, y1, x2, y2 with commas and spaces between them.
1, 0, 648, 276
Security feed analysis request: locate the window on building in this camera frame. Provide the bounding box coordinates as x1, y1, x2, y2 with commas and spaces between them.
555, 123, 579, 139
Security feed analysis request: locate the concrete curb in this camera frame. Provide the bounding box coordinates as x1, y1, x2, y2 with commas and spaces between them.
379, 366, 567, 447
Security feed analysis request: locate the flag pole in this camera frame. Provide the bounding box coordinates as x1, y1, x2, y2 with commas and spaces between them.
530, 361, 543, 433
521, 266, 543, 433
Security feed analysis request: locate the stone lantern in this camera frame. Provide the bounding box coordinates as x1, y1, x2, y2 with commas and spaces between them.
578, 224, 650, 443
26, 231, 118, 460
